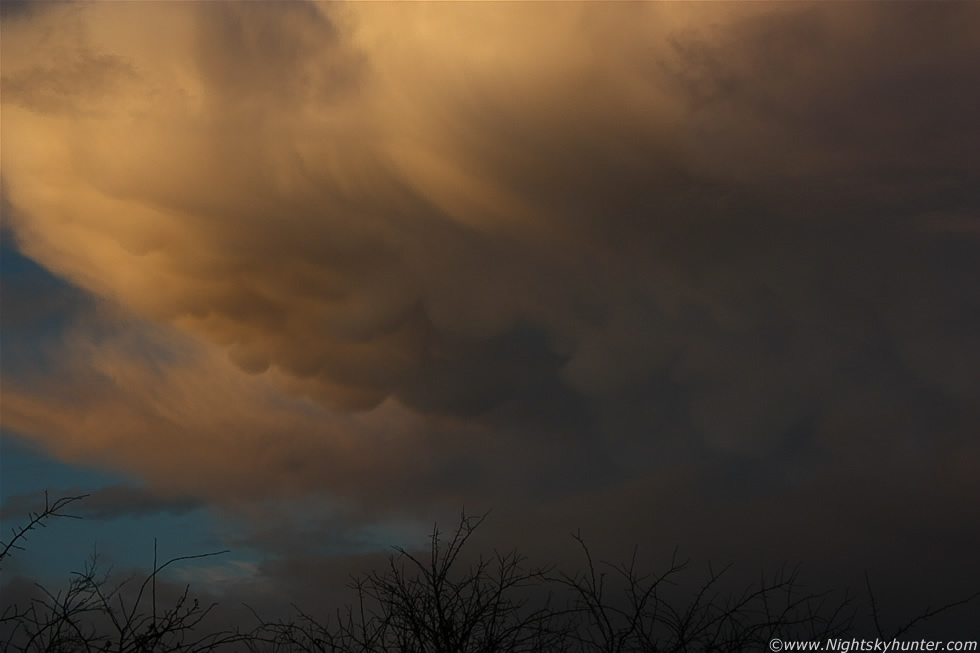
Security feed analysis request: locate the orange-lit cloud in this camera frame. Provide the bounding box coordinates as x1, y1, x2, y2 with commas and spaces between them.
2, 1, 979, 508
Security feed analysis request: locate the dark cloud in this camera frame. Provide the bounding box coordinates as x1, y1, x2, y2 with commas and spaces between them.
0, 485, 203, 522
0, 0, 60, 22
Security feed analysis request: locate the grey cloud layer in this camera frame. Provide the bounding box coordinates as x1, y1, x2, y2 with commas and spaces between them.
0, 485, 203, 522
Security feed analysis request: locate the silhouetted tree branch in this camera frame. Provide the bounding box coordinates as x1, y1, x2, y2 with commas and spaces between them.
864, 570, 980, 642
0, 493, 88, 569
1, 494, 245, 652
3, 496, 978, 652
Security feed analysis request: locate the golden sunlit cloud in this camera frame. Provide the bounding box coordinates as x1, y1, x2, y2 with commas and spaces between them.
2, 1, 978, 503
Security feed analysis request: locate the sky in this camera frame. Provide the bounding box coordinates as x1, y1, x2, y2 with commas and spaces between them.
2, 0, 979, 638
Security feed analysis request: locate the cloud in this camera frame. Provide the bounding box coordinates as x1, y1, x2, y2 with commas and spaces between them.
0, 307, 444, 504
0, 485, 203, 522
1, 2, 978, 517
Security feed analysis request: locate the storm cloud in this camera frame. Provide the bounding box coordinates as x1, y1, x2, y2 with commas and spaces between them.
2, 2, 979, 608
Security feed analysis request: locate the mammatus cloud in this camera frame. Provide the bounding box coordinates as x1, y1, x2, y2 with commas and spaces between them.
1, 2, 978, 508
0, 308, 502, 506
